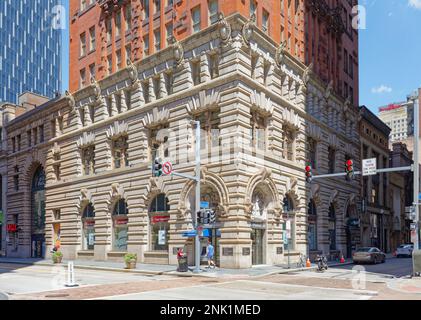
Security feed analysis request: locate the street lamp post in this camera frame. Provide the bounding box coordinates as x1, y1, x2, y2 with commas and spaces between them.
193, 121, 202, 273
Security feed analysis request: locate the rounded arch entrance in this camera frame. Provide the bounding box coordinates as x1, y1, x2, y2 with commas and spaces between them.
31, 165, 46, 258
148, 193, 171, 252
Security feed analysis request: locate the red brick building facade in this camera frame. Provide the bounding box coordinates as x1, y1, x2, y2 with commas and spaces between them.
70, 0, 359, 105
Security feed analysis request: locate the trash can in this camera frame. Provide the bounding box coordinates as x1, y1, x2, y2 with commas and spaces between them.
177, 255, 189, 272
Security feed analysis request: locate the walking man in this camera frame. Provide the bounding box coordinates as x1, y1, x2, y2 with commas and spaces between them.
206, 240, 216, 269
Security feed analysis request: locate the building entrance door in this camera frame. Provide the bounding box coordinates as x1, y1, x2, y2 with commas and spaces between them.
31, 234, 45, 258
251, 228, 264, 265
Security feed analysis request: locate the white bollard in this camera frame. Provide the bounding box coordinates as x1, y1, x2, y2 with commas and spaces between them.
65, 261, 79, 287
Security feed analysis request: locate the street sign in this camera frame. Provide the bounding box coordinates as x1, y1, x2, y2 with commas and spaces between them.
362, 158, 377, 176
162, 162, 173, 175
182, 230, 197, 237
418, 193, 421, 201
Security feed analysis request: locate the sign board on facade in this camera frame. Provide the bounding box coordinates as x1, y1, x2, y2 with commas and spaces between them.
152, 216, 170, 224
0, 210, 3, 224
200, 201, 210, 209
158, 230, 166, 245
7, 224, 17, 232
362, 158, 377, 176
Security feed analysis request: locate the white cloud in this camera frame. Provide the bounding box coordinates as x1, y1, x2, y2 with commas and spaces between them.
371, 85, 392, 94
409, 0, 421, 9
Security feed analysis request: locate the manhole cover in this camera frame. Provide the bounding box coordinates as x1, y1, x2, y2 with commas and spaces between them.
44, 293, 69, 298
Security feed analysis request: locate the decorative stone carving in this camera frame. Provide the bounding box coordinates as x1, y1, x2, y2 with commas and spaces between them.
302, 62, 314, 88
217, 12, 231, 44
52, 142, 61, 156
242, 14, 256, 45
107, 183, 126, 209
172, 38, 184, 65
106, 121, 129, 140
187, 89, 220, 114
90, 77, 101, 101
65, 90, 76, 110
307, 123, 322, 141
142, 107, 170, 127
328, 133, 340, 150
275, 41, 288, 68
126, 59, 138, 83
77, 188, 94, 211
329, 189, 339, 205
77, 132, 95, 149
285, 176, 298, 196
310, 183, 321, 204
282, 108, 301, 129
324, 80, 334, 101
250, 90, 273, 115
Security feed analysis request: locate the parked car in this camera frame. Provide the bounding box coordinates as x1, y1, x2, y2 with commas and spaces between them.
396, 244, 414, 258
352, 247, 386, 264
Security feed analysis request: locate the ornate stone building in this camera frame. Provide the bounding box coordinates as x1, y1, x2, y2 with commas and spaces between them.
4, 14, 359, 268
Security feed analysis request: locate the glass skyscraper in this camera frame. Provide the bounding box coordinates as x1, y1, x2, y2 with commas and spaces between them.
0, 0, 62, 104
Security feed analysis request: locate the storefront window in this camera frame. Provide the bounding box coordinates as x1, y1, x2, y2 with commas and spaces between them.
113, 199, 128, 251
149, 194, 170, 251
82, 203, 95, 251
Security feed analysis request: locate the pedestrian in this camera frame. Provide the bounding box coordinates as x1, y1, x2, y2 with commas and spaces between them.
206, 240, 216, 269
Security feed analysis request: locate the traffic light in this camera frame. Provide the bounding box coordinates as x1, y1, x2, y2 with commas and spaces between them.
209, 210, 216, 224
305, 163, 312, 183
345, 159, 354, 181
153, 158, 163, 177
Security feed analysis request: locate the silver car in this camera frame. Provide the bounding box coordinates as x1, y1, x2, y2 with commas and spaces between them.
396, 244, 413, 258
353, 247, 386, 264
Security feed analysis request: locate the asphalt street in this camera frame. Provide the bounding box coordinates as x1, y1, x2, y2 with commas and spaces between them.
334, 256, 413, 278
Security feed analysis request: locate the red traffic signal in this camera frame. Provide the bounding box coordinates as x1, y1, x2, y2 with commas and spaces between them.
345, 159, 354, 181
305, 164, 312, 183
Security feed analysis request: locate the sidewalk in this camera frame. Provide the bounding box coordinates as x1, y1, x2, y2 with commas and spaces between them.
0, 256, 354, 279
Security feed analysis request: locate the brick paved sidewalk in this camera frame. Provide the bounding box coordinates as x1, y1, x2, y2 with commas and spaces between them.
0, 256, 353, 279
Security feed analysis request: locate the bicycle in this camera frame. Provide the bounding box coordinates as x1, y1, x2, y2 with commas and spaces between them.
297, 253, 306, 268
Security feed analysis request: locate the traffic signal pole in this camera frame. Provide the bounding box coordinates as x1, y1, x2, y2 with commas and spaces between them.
194, 120, 202, 273
412, 92, 420, 251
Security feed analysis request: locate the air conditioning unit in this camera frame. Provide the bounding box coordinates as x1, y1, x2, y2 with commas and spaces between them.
412, 250, 421, 276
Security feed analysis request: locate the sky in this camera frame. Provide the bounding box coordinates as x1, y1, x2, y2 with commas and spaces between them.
60, 0, 421, 115
61, 0, 69, 93
359, 0, 421, 113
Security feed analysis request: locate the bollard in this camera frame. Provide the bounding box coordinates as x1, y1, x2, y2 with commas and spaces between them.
65, 261, 79, 287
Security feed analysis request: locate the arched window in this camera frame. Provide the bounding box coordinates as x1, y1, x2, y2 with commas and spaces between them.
308, 200, 317, 252
328, 204, 336, 251
149, 194, 170, 251
112, 199, 128, 251
82, 203, 95, 250
31, 166, 46, 258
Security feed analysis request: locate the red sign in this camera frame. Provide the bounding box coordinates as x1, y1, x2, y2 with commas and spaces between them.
7, 224, 17, 232
115, 218, 128, 225
162, 162, 173, 175
152, 216, 170, 224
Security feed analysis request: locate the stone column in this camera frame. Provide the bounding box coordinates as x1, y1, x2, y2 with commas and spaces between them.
148, 78, 156, 103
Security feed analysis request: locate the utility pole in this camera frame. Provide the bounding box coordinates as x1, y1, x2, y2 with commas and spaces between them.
193, 120, 202, 273
412, 91, 420, 250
